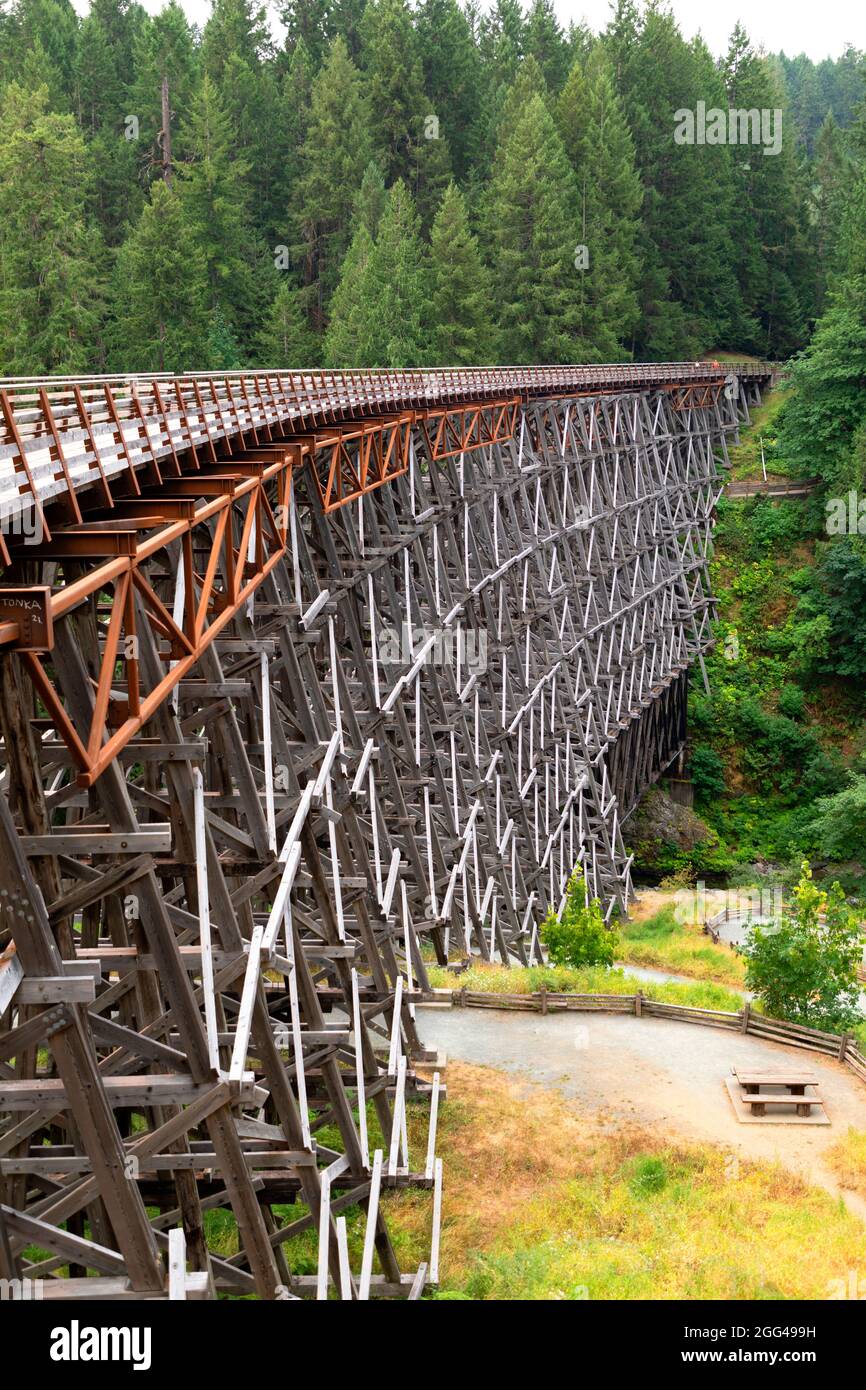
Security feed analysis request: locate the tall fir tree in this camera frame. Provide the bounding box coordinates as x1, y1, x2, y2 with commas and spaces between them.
258, 279, 319, 366
722, 24, 813, 356
108, 180, 209, 372
415, 0, 483, 181
523, 0, 569, 95
355, 159, 387, 237
178, 72, 273, 346
556, 47, 642, 356
326, 180, 428, 365
360, 0, 452, 227
0, 83, 103, 373
295, 36, 372, 328
73, 0, 144, 244
603, 3, 741, 357
128, 0, 199, 175
322, 224, 376, 366
484, 90, 584, 362
428, 181, 498, 364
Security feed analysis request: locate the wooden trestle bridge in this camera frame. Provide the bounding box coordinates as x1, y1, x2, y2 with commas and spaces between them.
0, 359, 774, 1300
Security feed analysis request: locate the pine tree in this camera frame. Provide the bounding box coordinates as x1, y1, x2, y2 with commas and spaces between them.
6, 0, 79, 107
0, 83, 103, 373
206, 304, 242, 369
325, 181, 428, 366
258, 280, 319, 366
108, 179, 209, 372
416, 0, 483, 181
201, 0, 283, 243
523, 0, 569, 95
556, 48, 642, 356
811, 112, 849, 313
360, 0, 451, 227
355, 159, 387, 237
128, 0, 199, 175
178, 73, 273, 348
295, 36, 372, 327
602, 4, 741, 358
322, 224, 375, 366
722, 24, 813, 356
360, 180, 430, 366
484, 90, 583, 362
73, 0, 143, 244
428, 182, 497, 364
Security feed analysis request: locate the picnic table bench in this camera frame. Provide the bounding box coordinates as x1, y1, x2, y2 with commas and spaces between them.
732, 1066, 822, 1117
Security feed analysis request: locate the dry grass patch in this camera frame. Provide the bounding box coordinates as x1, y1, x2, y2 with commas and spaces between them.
825, 1128, 866, 1199
386, 1062, 866, 1300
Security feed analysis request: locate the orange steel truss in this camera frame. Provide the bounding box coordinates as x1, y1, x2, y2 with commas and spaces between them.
421, 399, 519, 460
5, 449, 294, 784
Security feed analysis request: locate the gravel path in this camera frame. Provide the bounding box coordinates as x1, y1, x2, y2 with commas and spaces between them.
417, 1006, 866, 1216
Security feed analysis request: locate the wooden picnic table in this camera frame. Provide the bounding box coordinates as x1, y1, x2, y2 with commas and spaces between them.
732, 1066, 821, 1117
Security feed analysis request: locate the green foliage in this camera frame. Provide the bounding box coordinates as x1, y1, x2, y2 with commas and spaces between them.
428, 182, 497, 364
484, 90, 584, 362
556, 46, 642, 357
808, 775, 866, 862
257, 279, 318, 366
178, 72, 273, 344
0, 82, 103, 373
108, 179, 209, 372
690, 745, 726, 803
0, 2, 852, 371
628, 1155, 668, 1197
295, 35, 372, 326
540, 869, 617, 969
742, 862, 864, 1033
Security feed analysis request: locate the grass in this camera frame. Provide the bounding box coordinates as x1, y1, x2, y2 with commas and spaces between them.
618, 904, 747, 987
382, 1062, 866, 1299
426, 959, 745, 1013
825, 1128, 866, 1200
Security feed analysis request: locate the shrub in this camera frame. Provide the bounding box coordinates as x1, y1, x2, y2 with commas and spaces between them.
808, 774, 866, 860
690, 745, 726, 802
742, 861, 864, 1033
540, 869, 617, 969
777, 683, 805, 720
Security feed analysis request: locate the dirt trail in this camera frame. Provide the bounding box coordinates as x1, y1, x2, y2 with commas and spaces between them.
418, 1007, 866, 1220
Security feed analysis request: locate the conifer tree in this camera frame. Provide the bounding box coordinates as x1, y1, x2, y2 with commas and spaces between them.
178, 73, 272, 346
295, 36, 372, 327
74, 1, 143, 243
0, 83, 103, 373
523, 0, 569, 95
128, 0, 199, 172
322, 224, 375, 366
325, 181, 428, 366
359, 180, 430, 366
603, 4, 741, 357
556, 48, 642, 356
108, 179, 209, 372
722, 24, 812, 356
428, 182, 498, 364
416, 0, 483, 181
360, 0, 452, 226
355, 160, 387, 237
258, 280, 319, 366
484, 91, 583, 362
